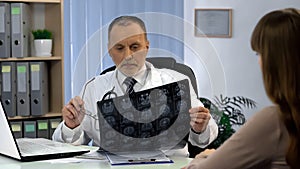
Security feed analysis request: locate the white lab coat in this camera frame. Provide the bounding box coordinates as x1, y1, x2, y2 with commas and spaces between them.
53, 62, 218, 155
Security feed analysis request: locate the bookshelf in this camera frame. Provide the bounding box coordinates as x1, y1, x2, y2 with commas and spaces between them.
0, 0, 64, 121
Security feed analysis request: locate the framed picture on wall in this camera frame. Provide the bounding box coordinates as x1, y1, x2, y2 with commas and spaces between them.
194, 8, 232, 38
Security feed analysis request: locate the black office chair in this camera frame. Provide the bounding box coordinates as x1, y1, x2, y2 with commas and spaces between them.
100, 57, 212, 157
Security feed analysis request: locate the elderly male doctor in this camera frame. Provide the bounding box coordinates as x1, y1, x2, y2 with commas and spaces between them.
53, 16, 218, 156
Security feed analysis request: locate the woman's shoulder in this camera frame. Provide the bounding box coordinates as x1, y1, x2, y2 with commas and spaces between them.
256, 106, 280, 118
248, 105, 281, 127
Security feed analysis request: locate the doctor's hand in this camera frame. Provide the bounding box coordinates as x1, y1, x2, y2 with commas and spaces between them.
195, 148, 216, 158
189, 106, 210, 133
62, 96, 85, 129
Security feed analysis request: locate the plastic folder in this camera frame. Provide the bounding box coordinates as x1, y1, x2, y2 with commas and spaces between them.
10, 121, 23, 138
23, 121, 36, 138
105, 151, 173, 165
37, 120, 49, 138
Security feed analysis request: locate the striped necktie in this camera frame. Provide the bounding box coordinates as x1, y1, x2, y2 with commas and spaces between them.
124, 77, 137, 95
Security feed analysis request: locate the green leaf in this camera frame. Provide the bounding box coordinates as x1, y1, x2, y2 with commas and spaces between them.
208, 95, 257, 148
32, 29, 52, 39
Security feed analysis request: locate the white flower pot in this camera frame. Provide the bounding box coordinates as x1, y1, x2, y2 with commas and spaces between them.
34, 39, 52, 57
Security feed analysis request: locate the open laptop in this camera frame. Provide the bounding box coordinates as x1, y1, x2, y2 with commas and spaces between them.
97, 79, 191, 165
0, 102, 90, 162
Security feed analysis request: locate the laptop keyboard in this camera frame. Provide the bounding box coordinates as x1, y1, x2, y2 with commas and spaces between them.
17, 138, 63, 155
18, 140, 55, 155
16, 138, 82, 156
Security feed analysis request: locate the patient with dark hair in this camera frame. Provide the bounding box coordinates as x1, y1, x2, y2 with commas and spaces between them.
183, 8, 300, 169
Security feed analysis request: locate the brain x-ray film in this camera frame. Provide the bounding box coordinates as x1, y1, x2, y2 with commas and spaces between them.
97, 79, 191, 152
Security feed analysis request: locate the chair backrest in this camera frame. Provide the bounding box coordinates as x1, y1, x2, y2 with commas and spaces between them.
100, 57, 199, 95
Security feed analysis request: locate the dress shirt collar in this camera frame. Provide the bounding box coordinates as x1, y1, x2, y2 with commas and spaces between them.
117, 64, 148, 91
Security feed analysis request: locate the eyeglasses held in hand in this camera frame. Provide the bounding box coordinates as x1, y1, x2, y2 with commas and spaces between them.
79, 77, 116, 120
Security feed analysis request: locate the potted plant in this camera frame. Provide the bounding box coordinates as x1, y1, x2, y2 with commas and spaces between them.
206, 95, 257, 148
32, 29, 53, 57
189, 95, 257, 157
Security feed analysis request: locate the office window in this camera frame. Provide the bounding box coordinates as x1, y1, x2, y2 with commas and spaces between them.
64, 0, 184, 101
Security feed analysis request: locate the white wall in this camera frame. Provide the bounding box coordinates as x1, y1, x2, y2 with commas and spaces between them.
184, 0, 300, 119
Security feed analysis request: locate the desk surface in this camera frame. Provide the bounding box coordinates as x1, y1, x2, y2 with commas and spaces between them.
0, 154, 192, 169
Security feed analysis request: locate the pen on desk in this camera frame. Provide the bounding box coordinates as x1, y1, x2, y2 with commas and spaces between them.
128, 158, 156, 163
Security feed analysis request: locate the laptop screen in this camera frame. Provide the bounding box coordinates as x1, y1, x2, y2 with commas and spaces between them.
0, 102, 22, 160
0, 101, 90, 162
97, 79, 191, 154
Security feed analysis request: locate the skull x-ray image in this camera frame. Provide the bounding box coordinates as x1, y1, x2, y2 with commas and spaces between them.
101, 101, 114, 114
104, 116, 116, 126
119, 97, 132, 110
137, 93, 150, 107
157, 88, 169, 102
97, 79, 191, 152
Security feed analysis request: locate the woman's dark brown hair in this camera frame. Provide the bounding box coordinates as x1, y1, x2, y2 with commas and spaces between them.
251, 8, 300, 169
